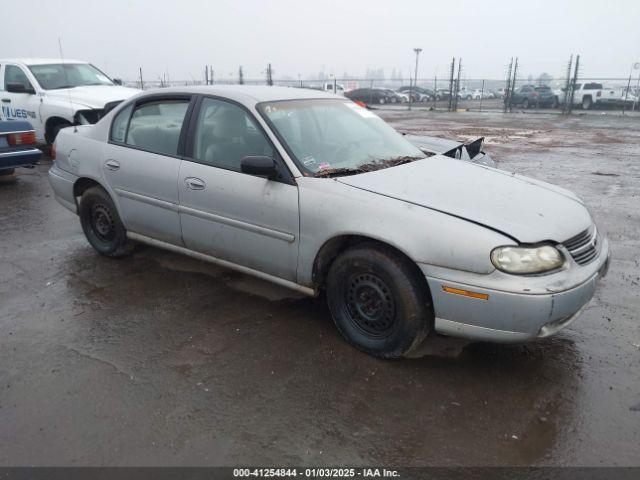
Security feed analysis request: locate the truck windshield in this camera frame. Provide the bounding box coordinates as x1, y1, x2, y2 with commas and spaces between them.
28, 63, 114, 90
259, 99, 425, 176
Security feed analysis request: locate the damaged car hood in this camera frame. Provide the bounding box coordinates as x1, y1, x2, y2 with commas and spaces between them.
336, 156, 591, 243
45, 85, 139, 109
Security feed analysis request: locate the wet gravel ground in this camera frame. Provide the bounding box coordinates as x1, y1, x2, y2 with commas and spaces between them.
1, 111, 638, 466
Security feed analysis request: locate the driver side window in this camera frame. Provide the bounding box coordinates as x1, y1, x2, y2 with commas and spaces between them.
192, 98, 274, 172
4, 65, 33, 91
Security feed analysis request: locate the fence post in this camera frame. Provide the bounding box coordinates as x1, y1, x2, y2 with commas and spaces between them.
479, 79, 485, 112
508, 57, 518, 112
448, 57, 455, 111
562, 55, 573, 114
503, 58, 513, 113
567, 55, 580, 114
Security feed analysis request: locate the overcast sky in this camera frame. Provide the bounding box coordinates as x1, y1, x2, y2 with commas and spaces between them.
3, 0, 639, 82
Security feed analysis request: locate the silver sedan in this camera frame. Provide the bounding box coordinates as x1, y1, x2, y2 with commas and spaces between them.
48, 86, 610, 358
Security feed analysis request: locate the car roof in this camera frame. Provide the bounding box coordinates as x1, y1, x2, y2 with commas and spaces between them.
0, 58, 87, 66
135, 85, 339, 104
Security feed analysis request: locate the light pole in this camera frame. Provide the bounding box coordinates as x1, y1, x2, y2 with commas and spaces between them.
409, 48, 422, 110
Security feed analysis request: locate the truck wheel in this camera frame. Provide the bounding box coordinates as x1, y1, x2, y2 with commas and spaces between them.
379, 97, 386, 105
78, 186, 135, 257
582, 96, 592, 110
326, 243, 432, 358
522, 99, 529, 109
47, 121, 72, 145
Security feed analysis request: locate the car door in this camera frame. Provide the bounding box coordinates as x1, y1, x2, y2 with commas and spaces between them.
1, 64, 42, 137
179, 96, 299, 282
102, 95, 193, 246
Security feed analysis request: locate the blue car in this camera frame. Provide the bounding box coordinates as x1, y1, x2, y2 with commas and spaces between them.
0, 121, 42, 176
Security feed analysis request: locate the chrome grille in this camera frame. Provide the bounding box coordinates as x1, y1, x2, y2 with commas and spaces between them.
562, 227, 598, 265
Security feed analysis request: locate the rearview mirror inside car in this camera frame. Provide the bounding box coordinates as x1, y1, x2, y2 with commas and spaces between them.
240, 156, 277, 179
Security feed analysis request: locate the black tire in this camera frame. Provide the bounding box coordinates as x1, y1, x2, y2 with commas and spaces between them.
326, 243, 433, 358
522, 98, 529, 109
379, 97, 386, 105
78, 186, 135, 257
582, 96, 592, 110
0, 168, 16, 176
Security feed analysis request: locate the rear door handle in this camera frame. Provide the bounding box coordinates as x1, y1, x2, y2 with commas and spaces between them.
104, 159, 120, 171
184, 177, 206, 190
1, 98, 10, 103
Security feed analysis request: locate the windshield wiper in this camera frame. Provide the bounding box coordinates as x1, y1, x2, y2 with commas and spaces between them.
356, 155, 424, 172
315, 167, 364, 178
50, 85, 77, 90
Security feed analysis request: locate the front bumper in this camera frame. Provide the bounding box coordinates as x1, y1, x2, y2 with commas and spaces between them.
421, 236, 610, 342
0, 148, 42, 170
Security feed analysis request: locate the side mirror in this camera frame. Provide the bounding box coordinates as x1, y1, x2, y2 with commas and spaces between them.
113, 78, 123, 86
240, 156, 277, 179
6, 83, 35, 94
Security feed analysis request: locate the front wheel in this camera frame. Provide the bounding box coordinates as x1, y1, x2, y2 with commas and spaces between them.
378, 97, 386, 104
582, 96, 592, 110
326, 244, 433, 358
522, 98, 529, 109
79, 186, 135, 257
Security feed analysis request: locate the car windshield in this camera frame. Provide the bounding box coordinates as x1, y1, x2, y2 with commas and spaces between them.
259, 99, 426, 176
28, 63, 113, 90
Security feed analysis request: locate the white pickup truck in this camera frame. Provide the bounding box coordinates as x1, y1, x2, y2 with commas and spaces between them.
0, 59, 139, 143
559, 82, 634, 110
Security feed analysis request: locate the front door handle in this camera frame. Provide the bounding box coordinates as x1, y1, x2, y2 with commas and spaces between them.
1, 98, 10, 103
104, 159, 120, 171
184, 177, 206, 190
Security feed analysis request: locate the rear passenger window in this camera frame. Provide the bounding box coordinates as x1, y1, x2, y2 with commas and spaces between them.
126, 100, 189, 156
110, 104, 132, 143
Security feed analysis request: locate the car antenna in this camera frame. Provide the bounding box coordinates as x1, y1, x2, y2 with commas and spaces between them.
58, 37, 77, 133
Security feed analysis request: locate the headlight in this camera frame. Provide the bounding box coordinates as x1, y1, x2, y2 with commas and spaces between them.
490, 245, 564, 274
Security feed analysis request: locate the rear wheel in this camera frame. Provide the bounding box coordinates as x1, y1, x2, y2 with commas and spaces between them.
379, 97, 386, 104
79, 186, 135, 257
522, 98, 529, 109
582, 96, 592, 110
326, 243, 432, 358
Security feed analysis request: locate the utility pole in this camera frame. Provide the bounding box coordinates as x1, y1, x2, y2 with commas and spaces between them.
409, 48, 422, 111
209, 66, 214, 85
239, 66, 244, 85
479, 79, 485, 112
139, 67, 144, 90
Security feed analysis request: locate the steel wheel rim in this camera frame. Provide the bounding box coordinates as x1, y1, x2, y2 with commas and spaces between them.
90, 203, 116, 242
345, 272, 396, 338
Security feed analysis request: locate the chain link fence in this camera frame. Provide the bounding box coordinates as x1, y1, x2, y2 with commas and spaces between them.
123, 65, 640, 116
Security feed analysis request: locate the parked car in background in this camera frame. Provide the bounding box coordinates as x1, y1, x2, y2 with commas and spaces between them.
378, 89, 404, 103
457, 87, 473, 100
398, 86, 432, 102
0, 58, 139, 143
345, 87, 391, 104
0, 120, 41, 177
570, 83, 636, 109
49, 85, 610, 358
507, 85, 555, 108
471, 89, 495, 100
394, 91, 409, 102
434, 88, 452, 100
